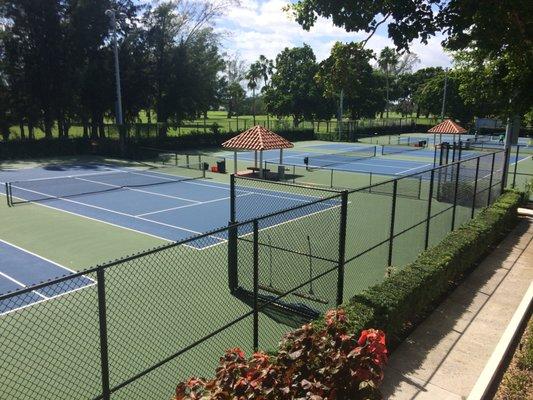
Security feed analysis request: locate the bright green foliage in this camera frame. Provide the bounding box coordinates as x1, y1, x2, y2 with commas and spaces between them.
264, 44, 335, 125
413, 70, 473, 122
316, 42, 386, 119
288, 0, 533, 119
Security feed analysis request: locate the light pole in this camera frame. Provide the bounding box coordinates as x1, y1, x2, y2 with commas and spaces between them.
441, 68, 448, 121
105, 9, 123, 126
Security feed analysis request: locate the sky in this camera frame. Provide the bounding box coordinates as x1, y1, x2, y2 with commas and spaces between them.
215, 0, 452, 70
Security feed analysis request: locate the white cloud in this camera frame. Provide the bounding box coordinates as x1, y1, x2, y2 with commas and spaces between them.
218, 0, 451, 69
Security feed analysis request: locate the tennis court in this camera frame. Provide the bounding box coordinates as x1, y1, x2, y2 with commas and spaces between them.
0, 239, 95, 315
225, 145, 435, 175
2, 163, 336, 249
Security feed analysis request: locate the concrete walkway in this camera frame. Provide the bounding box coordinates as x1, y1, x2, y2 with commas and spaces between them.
381, 209, 533, 400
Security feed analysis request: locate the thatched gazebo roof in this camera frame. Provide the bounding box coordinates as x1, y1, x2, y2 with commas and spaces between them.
222, 126, 293, 177
428, 119, 467, 134
222, 125, 294, 151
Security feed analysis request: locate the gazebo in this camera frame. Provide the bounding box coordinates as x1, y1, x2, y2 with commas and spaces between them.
428, 119, 468, 145
222, 125, 294, 178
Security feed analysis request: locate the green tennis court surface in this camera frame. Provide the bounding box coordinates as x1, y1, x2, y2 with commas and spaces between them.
0, 141, 517, 399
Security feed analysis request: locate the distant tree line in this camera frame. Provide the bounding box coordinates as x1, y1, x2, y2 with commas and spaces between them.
0, 0, 237, 140
1, 0, 531, 141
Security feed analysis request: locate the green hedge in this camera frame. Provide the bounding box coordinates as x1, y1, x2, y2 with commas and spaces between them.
327, 190, 524, 346
314, 124, 435, 141
0, 129, 314, 160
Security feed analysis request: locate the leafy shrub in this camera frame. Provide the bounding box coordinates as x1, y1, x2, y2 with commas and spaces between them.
174, 310, 387, 400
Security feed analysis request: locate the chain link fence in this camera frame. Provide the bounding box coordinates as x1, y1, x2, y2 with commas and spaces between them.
1, 149, 506, 399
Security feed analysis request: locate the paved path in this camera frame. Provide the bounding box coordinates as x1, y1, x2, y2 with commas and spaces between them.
381, 209, 533, 400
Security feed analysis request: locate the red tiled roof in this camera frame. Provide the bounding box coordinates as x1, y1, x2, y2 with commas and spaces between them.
222, 125, 294, 151
428, 119, 468, 134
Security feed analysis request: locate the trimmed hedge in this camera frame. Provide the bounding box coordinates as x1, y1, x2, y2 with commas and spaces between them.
328, 190, 524, 346
314, 124, 435, 142
0, 129, 314, 160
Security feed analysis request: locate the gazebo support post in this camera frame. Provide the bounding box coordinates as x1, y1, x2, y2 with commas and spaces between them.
259, 150, 264, 179
279, 148, 283, 164
254, 151, 258, 168
234, 151, 238, 174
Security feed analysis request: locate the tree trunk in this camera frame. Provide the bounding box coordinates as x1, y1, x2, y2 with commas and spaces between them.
28, 119, 35, 140
57, 113, 65, 138
99, 118, 105, 139
90, 118, 98, 139
43, 112, 53, 139
19, 121, 25, 140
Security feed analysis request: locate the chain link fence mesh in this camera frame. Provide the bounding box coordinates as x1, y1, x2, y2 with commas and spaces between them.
0, 149, 506, 399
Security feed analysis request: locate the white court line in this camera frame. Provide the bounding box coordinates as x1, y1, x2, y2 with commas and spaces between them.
6, 169, 126, 183
9, 186, 226, 244
0, 238, 99, 317
0, 282, 96, 317
0, 271, 48, 300
136, 193, 254, 217
394, 163, 433, 175
0, 190, 173, 244
76, 177, 200, 204
0, 238, 90, 277
511, 155, 532, 165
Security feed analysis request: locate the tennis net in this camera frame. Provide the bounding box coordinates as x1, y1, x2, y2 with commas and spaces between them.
382, 144, 424, 155
305, 146, 377, 168
6, 164, 205, 206
138, 146, 226, 168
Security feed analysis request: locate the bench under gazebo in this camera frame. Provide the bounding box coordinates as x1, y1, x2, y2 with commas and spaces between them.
222, 125, 294, 179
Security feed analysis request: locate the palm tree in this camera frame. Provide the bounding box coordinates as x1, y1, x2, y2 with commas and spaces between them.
246, 62, 262, 125
378, 47, 399, 118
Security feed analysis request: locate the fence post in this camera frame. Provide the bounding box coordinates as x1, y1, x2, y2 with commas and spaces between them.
487, 152, 496, 206
336, 191, 349, 306
451, 161, 461, 231
471, 157, 481, 219
230, 174, 236, 223
97, 268, 111, 400
512, 146, 520, 188
330, 169, 334, 188
387, 181, 398, 267
424, 170, 435, 249
252, 219, 259, 351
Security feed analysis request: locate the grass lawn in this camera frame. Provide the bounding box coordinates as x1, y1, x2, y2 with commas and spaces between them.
6, 111, 440, 140
494, 316, 533, 400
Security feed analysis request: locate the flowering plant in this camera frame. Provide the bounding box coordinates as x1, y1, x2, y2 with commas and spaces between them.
175, 309, 387, 400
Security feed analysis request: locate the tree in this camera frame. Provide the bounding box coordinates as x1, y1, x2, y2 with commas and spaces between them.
144, 1, 232, 136
246, 55, 273, 125
245, 62, 262, 125
377, 47, 398, 118
316, 42, 385, 120
223, 54, 247, 118
414, 70, 472, 122
453, 50, 533, 120
288, 0, 532, 117
226, 81, 246, 117
264, 44, 334, 126
2, 0, 70, 138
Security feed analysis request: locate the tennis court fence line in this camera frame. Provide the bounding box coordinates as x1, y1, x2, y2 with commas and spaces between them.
0, 149, 507, 399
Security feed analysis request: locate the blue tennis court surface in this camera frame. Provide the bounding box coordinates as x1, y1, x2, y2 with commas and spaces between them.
1, 163, 336, 249
0, 239, 95, 315
223, 147, 435, 175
